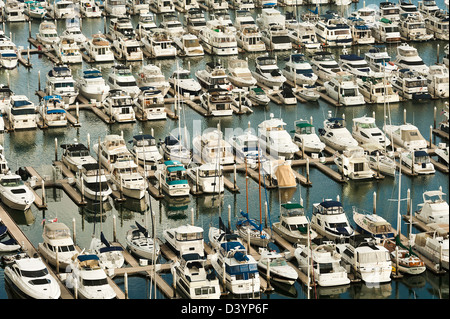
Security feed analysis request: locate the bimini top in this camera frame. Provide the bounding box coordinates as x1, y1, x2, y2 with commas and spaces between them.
319, 200, 343, 208
414, 150, 429, 157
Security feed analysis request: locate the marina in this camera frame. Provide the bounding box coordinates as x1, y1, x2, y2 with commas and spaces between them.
0, 0, 448, 302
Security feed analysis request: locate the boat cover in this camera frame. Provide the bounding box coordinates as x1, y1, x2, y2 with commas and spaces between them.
274, 164, 296, 188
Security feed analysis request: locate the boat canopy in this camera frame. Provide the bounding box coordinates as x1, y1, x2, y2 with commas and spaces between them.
320, 200, 343, 208
281, 203, 303, 210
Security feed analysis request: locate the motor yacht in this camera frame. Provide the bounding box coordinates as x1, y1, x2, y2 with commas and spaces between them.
236, 26, 266, 53
159, 135, 192, 165
348, 18, 375, 45
156, 160, 190, 197
169, 68, 202, 96
288, 22, 321, 53
0, 32, 18, 69
426, 65, 449, 99
137, 64, 170, 96
418, 0, 440, 17
192, 129, 234, 165
414, 189, 449, 226
127, 0, 149, 14
364, 47, 398, 74
198, 20, 238, 56
159, 13, 185, 39
294, 241, 350, 287
150, 0, 175, 13
424, 10, 449, 41
77, 68, 110, 103
338, 51, 379, 81
351, 116, 391, 148
103, 0, 127, 17
318, 115, 359, 152
38, 95, 67, 128
60, 21, 87, 45
323, 72, 365, 106
413, 224, 449, 271
383, 123, 428, 151
260, 24, 292, 51
45, 64, 78, 105
314, 14, 352, 47
229, 131, 264, 168
135, 12, 157, 39
141, 29, 177, 59
184, 8, 207, 35
112, 36, 143, 62
79, 0, 102, 18
36, 21, 60, 48
234, 9, 255, 31
310, 51, 342, 82
391, 69, 431, 100
163, 224, 205, 257
379, 1, 401, 22
83, 33, 115, 63
371, 18, 402, 43
128, 134, 163, 171
47, 0, 79, 19
0, 173, 35, 211
4, 0, 28, 22
199, 88, 233, 117
75, 163, 112, 202
362, 144, 397, 177
227, 59, 257, 88
272, 202, 318, 245
173, 33, 204, 57
187, 163, 224, 194
248, 87, 270, 106
398, 14, 433, 42
252, 55, 286, 89
258, 113, 299, 159
107, 64, 140, 98
258, 248, 298, 285
282, 54, 317, 86
292, 119, 325, 154
60, 142, 97, 172
334, 146, 376, 180
126, 222, 160, 260
394, 43, 429, 74
311, 199, 354, 241
358, 76, 400, 104
134, 87, 167, 121
0, 84, 13, 115
400, 150, 435, 175
205, 0, 228, 10
195, 61, 232, 91
103, 89, 136, 123
176, 0, 199, 11
6, 95, 37, 130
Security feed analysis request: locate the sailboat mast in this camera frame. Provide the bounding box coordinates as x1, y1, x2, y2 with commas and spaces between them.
258, 140, 262, 231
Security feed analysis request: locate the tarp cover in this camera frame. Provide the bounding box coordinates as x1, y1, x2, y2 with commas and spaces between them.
275, 164, 296, 188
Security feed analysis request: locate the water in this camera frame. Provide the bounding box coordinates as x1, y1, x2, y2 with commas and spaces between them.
0, 0, 448, 302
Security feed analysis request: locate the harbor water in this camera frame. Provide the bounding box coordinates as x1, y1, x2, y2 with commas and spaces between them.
0, 0, 448, 301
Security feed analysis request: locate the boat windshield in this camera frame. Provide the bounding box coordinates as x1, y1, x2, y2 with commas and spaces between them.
82, 278, 109, 286
21, 268, 49, 278
341, 88, 358, 96
356, 122, 377, 129
0, 177, 23, 187
175, 231, 203, 241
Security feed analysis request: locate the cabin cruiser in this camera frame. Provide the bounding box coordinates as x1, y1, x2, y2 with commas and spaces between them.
394, 43, 429, 74
107, 64, 140, 98
163, 224, 204, 257
134, 87, 167, 121
383, 123, 428, 151
371, 18, 402, 43
89, 232, 124, 270
0, 32, 18, 69
418, 0, 440, 17
398, 14, 433, 42
79, 0, 102, 18
310, 51, 343, 82
262, 158, 296, 188
176, 0, 199, 11
350, 5, 378, 27
192, 129, 234, 165
323, 72, 365, 106
4, 0, 28, 22
200, 88, 233, 117
60, 21, 87, 45
260, 24, 292, 51
348, 17, 376, 45
338, 51, 380, 81
379, 1, 401, 22
0, 173, 35, 211
352, 116, 391, 148
399, 0, 422, 17
53, 37, 83, 64
47, 0, 79, 19
391, 69, 431, 100
234, 9, 256, 30
282, 54, 317, 86
334, 146, 376, 180
258, 113, 299, 159
236, 26, 266, 53
288, 22, 321, 53
248, 87, 270, 106
75, 163, 111, 202
171, 253, 221, 299
60, 143, 97, 172
311, 199, 354, 241
426, 65, 449, 99
103, 89, 136, 123
141, 29, 177, 59
150, 0, 175, 13
77, 69, 110, 103
83, 33, 115, 63
38, 222, 78, 270
353, 207, 396, 239
358, 76, 400, 104
109, 17, 136, 41
7, 95, 37, 130
4, 255, 61, 299
112, 37, 143, 62
413, 224, 449, 271
127, 0, 149, 14
65, 254, 117, 299
314, 14, 353, 47
294, 241, 350, 287
364, 47, 398, 74
126, 222, 160, 261
45, 64, 78, 105
336, 235, 392, 284
38, 95, 67, 128
159, 135, 192, 165
273, 202, 318, 245
227, 59, 257, 88
135, 13, 157, 39
159, 13, 184, 38
184, 8, 207, 35
434, 144, 448, 167
257, 248, 298, 285
318, 116, 358, 152
400, 150, 435, 175
415, 189, 449, 225
195, 61, 232, 91
0, 84, 13, 114
424, 10, 449, 41
229, 131, 264, 168
197, 20, 238, 56
292, 119, 325, 154
156, 160, 190, 197
187, 163, 224, 194
169, 68, 202, 96
252, 55, 286, 89
128, 134, 163, 171
36, 21, 60, 48
256, 7, 285, 31
137, 64, 170, 96
104, 0, 127, 17
173, 33, 204, 57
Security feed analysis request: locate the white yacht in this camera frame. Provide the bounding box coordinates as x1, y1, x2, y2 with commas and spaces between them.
415, 189, 449, 225
47, 0, 79, 19
391, 69, 431, 100
379, 1, 401, 22
400, 150, 435, 175
424, 10, 449, 41
187, 163, 224, 194
399, 13, 433, 42
260, 24, 292, 51
292, 119, 325, 154
112, 36, 143, 62
38, 95, 67, 128
418, 0, 440, 17
371, 18, 402, 43
136, 13, 157, 39
171, 253, 221, 299
318, 115, 359, 151
89, 232, 124, 270
103, 89, 136, 123
173, 33, 204, 57
176, 0, 199, 11
75, 163, 112, 202
282, 54, 317, 86
336, 235, 392, 284
252, 55, 286, 89
4, 0, 28, 22
36, 21, 60, 48
104, 0, 127, 17
38, 222, 78, 270
272, 202, 318, 245
383, 123, 428, 151
192, 129, 234, 165
294, 242, 350, 287
314, 15, 353, 47
184, 8, 207, 35
399, 0, 422, 17
323, 72, 366, 106
79, 0, 102, 18
0, 173, 35, 211
195, 61, 231, 91
394, 43, 429, 74
127, 0, 149, 14
60, 142, 97, 172
7, 95, 37, 130
248, 87, 270, 106
413, 224, 449, 271
234, 9, 256, 30
227, 59, 257, 88
141, 29, 177, 59
53, 37, 83, 64
364, 47, 398, 74
348, 18, 375, 45
198, 21, 238, 56
4, 255, 61, 299
426, 65, 449, 99
159, 135, 192, 165
334, 146, 376, 180
156, 160, 190, 197
128, 134, 163, 171
126, 222, 160, 260
151, 0, 175, 13
258, 248, 298, 285
159, 13, 185, 38
45, 64, 78, 105
199, 88, 233, 117
83, 33, 115, 63
352, 116, 391, 148
108, 17, 135, 40
137, 64, 170, 97
77, 68, 110, 103
310, 51, 343, 82
229, 131, 264, 168
0, 32, 18, 69
358, 76, 400, 104
236, 26, 266, 53
205, 0, 228, 10
65, 254, 117, 299
163, 224, 205, 257
338, 51, 379, 81
0, 84, 13, 115
134, 87, 166, 121
288, 22, 321, 53
256, 7, 285, 31
258, 113, 299, 159
107, 64, 140, 98
60, 21, 87, 45
169, 68, 202, 96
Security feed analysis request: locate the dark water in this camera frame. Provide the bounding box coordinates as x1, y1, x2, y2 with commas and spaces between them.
0, 0, 448, 301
